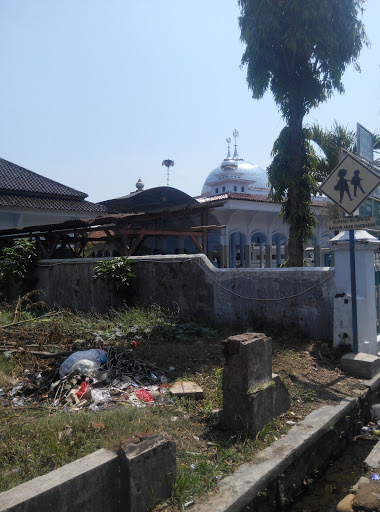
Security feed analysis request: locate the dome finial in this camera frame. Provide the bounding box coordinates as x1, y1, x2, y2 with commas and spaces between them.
233, 129, 239, 158
226, 137, 231, 158
136, 177, 144, 191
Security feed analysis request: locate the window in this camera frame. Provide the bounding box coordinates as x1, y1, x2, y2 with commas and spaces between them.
215, 188, 219, 193
241, 186, 245, 192
233, 186, 237, 191
222, 186, 225, 192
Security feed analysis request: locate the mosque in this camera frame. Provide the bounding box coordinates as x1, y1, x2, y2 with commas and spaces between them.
103, 133, 332, 268
196, 134, 331, 268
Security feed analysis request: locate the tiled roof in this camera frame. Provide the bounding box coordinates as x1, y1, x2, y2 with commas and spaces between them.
0, 158, 87, 199
197, 191, 326, 207
0, 193, 106, 212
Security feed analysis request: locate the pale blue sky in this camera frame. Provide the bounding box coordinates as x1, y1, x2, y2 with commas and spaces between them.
0, 1, 379, 203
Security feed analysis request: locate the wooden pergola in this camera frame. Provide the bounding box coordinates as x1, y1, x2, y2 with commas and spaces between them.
0, 202, 224, 259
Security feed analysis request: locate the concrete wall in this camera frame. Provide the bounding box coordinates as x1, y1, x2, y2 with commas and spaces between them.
36, 255, 335, 339
0, 434, 176, 512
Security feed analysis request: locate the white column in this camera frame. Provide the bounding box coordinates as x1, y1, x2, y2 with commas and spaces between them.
220, 230, 229, 268
330, 230, 380, 355
313, 234, 321, 267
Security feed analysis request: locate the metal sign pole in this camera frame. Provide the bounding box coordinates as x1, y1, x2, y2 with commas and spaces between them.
349, 229, 359, 353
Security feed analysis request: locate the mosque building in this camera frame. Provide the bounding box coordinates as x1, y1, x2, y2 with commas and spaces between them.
196, 134, 332, 268
102, 132, 332, 267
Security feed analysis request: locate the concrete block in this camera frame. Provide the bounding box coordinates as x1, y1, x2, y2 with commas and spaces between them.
364, 440, 380, 470
119, 433, 176, 512
170, 381, 204, 399
0, 449, 119, 512
222, 333, 289, 434
371, 404, 380, 422
222, 333, 272, 391
223, 373, 290, 433
341, 352, 380, 379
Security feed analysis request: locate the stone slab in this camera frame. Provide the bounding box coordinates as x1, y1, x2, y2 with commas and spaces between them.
170, 381, 204, 399
335, 493, 355, 512
352, 475, 370, 491
364, 440, 380, 470
341, 352, 380, 379
193, 399, 356, 512
353, 480, 380, 510
361, 372, 380, 391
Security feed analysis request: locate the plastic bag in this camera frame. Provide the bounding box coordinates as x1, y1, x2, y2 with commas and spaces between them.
63, 360, 107, 382
91, 389, 111, 404
59, 349, 107, 379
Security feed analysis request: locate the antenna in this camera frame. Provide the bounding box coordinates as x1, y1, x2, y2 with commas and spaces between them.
162, 159, 175, 186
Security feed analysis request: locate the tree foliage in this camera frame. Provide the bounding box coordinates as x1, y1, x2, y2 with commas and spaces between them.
238, 0, 367, 266
309, 121, 356, 181
268, 127, 319, 243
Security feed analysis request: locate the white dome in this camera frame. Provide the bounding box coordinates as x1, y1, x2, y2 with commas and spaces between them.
201, 158, 268, 196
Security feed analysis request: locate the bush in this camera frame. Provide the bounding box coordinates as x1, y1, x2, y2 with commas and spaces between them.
92, 257, 135, 297
0, 240, 37, 298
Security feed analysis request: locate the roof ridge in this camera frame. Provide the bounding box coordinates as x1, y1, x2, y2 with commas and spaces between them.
0, 157, 87, 199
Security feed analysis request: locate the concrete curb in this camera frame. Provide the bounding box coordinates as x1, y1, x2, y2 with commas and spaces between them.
0, 434, 176, 512
193, 399, 357, 512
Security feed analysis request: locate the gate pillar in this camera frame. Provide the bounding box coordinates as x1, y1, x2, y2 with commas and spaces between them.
330, 230, 380, 355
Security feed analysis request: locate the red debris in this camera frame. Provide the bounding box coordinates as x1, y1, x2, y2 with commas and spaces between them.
76, 382, 88, 398
135, 389, 154, 403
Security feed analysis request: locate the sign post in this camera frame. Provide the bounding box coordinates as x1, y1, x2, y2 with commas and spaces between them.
320, 152, 380, 353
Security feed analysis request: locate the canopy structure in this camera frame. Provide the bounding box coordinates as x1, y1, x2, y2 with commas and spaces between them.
0, 201, 223, 259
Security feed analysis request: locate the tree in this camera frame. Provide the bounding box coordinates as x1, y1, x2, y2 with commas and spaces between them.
238, 0, 367, 266
309, 121, 356, 181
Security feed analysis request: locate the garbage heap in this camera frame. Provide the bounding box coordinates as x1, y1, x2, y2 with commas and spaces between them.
1, 347, 175, 411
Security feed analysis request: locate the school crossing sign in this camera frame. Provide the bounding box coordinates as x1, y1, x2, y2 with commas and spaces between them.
319, 153, 380, 215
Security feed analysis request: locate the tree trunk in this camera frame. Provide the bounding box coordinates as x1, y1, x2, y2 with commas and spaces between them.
287, 102, 304, 267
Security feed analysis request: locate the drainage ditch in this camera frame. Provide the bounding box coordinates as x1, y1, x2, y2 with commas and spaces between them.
286, 436, 377, 512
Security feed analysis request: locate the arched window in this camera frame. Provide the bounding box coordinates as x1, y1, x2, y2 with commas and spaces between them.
215, 188, 218, 194
233, 186, 237, 191
222, 186, 225, 192
241, 186, 245, 192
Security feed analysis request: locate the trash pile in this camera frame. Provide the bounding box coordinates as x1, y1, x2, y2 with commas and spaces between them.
1, 347, 175, 411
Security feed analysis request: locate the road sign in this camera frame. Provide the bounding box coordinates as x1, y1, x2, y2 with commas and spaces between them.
357, 123, 373, 163
319, 153, 380, 215
327, 215, 376, 232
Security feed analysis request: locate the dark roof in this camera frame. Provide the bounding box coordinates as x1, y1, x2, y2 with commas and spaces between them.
100, 186, 197, 213
197, 190, 327, 207
0, 193, 106, 212
0, 157, 87, 199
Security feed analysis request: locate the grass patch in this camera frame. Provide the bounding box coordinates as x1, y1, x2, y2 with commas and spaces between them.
0, 305, 367, 509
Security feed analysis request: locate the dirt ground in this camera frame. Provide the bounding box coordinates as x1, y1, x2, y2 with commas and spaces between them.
0, 310, 370, 508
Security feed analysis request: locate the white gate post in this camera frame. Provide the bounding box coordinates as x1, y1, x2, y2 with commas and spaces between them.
330, 230, 380, 355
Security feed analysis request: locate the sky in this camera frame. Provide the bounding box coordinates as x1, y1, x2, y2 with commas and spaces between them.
0, 1, 379, 203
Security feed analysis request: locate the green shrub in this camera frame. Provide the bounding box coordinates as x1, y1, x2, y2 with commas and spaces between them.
92, 257, 135, 297
0, 239, 37, 298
